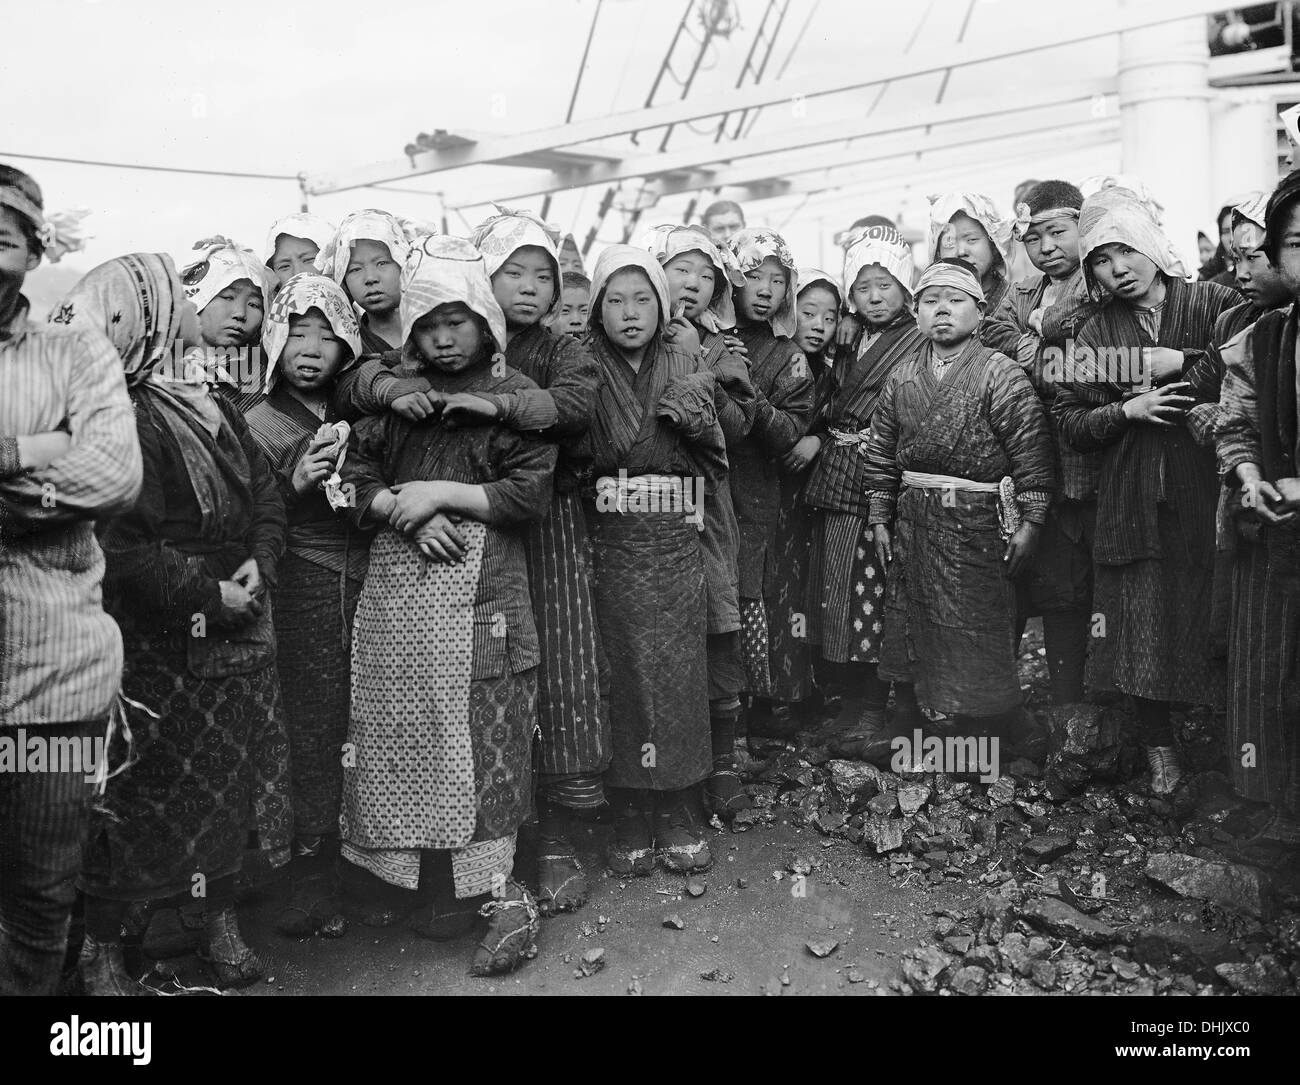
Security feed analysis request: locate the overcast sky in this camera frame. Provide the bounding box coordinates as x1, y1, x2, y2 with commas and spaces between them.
6, 0, 1127, 309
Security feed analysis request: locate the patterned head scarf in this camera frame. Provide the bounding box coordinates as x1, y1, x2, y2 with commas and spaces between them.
558, 233, 585, 275
841, 222, 915, 309
927, 193, 1013, 272
400, 234, 508, 352
1077, 187, 1188, 297
730, 227, 798, 338
1229, 191, 1270, 254
796, 268, 843, 310
262, 212, 336, 266
587, 245, 672, 334
469, 206, 564, 316
48, 253, 188, 386
262, 273, 363, 392
643, 223, 745, 332
914, 260, 985, 307
181, 237, 273, 316
320, 209, 422, 288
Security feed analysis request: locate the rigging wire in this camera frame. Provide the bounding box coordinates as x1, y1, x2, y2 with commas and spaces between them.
0, 149, 297, 182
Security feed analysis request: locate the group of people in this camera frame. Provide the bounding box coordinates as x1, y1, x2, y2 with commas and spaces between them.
2, 157, 1298, 997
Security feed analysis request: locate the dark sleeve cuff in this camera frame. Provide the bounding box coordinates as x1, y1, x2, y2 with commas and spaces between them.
494, 390, 559, 432
1016, 490, 1053, 524
0, 437, 22, 479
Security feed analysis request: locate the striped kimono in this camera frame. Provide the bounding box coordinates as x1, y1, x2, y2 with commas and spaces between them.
804, 313, 923, 664
246, 390, 371, 838
730, 322, 817, 701
1053, 276, 1238, 705
498, 322, 609, 794
1217, 306, 1300, 815
585, 333, 727, 790
864, 340, 1056, 716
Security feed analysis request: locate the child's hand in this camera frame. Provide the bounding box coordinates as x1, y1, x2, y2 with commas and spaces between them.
392, 390, 442, 422
1121, 382, 1194, 426
388, 480, 446, 534
415, 513, 468, 563
440, 393, 500, 426
291, 435, 338, 495
722, 332, 749, 358
664, 317, 702, 356
872, 523, 892, 568
835, 319, 856, 348
1141, 347, 1185, 385
1002, 521, 1040, 579
779, 434, 821, 473
16, 430, 72, 470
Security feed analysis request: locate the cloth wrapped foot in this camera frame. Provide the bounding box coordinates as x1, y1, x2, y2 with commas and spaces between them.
275, 869, 347, 938
198, 907, 265, 988
470, 882, 541, 976
654, 787, 713, 873
78, 934, 145, 997
704, 760, 752, 822
535, 802, 588, 915
608, 790, 655, 877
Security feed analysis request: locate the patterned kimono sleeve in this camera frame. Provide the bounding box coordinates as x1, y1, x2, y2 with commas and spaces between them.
986, 355, 1057, 524
100, 406, 223, 626
750, 351, 817, 456
1216, 328, 1263, 482
1052, 316, 1131, 453
862, 372, 902, 526
481, 429, 558, 526
0, 328, 142, 535
227, 405, 288, 590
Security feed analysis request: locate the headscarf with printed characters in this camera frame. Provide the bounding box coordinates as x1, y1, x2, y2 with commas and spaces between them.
400, 234, 508, 354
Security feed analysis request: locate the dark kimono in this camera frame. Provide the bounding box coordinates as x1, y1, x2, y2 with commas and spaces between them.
981, 267, 1101, 614
864, 342, 1056, 716
730, 322, 817, 701
1216, 307, 1300, 815
585, 334, 727, 791
88, 393, 291, 900
246, 389, 371, 838
498, 323, 609, 791
337, 361, 555, 894
1053, 277, 1238, 706
804, 313, 924, 664
696, 326, 757, 707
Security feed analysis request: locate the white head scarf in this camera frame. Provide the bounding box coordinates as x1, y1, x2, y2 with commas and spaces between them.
730, 227, 798, 338
642, 223, 745, 332
400, 234, 508, 352
1077, 187, 1188, 296
181, 237, 273, 316
320, 209, 422, 287
841, 223, 916, 309
588, 245, 672, 334
927, 193, 1013, 272
1077, 174, 1166, 227
261, 273, 363, 392
1230, 191, 1270, 253
796, 268, 843, 309
262, 213, 336, 266
915, 261, 985, 306
469, 206, 564, 316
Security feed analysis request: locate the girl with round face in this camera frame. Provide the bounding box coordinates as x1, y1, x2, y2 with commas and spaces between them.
490, 245, 557, 332
1086, 242, 1163, 308
344, 239, 403, 331
948, 212, 1002, 292
599, 267, 660, 366
410, 301, 492, 375
279, 307, 351, 399
915, 283, 984, 350
269, 234, 322, 288
198, 278, 265, 348
736, 255, 789, 325
794, 283, 839, 358
662, 250, 718, 324
848, 265, 909, 329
